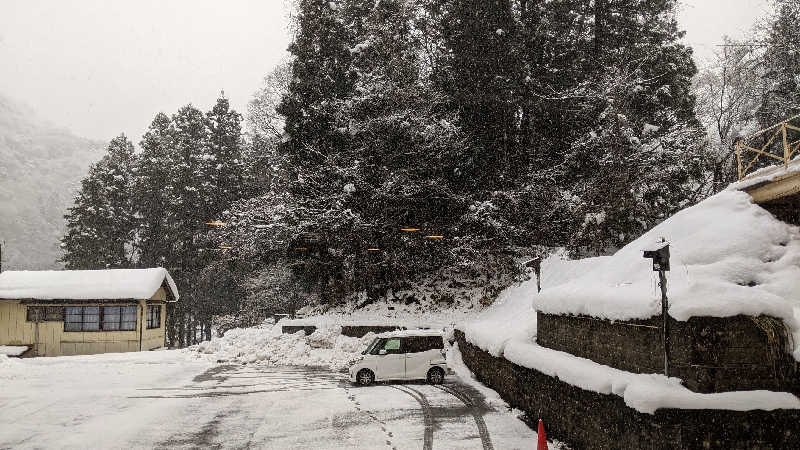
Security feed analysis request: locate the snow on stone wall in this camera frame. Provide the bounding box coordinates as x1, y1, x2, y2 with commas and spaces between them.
535, 191, 800, 334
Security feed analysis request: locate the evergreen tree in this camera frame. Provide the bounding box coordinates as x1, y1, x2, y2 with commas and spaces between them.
515, 0, 705, 253
61, 134, 137, 269
430, 0, 521, 186
135, 112, 174, 267
277, 0, 355, 168
205, 94, 249, 215
759, 0, 800, 127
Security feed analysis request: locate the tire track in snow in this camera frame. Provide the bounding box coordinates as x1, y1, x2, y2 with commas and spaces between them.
433, 384, 494, 450
390, 385, 433, 450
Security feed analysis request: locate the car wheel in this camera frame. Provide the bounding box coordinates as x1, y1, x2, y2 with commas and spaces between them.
357, 369, 375, 386
427, 367, 444, 385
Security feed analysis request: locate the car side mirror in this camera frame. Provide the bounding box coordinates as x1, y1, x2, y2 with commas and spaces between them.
379, 349, 387, 355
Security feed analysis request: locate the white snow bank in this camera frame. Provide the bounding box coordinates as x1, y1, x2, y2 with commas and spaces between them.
0, 268, 179, 301
192, 323, 376, 371
462, 255, 607, 356
0, 345, 28, 356
448, 343, 511, 409
536, 191, 800, 333
503, 340, 800, 414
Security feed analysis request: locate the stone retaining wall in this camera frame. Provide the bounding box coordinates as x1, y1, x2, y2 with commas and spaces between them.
536, 312, 799, 393
281, 325, 317, 335
341, 325, 405, 338
455, 329, 800, 449
281, 325, 406, 338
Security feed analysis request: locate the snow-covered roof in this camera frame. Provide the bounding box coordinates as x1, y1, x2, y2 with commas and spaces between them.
0, 268, 179, 301
536, 191, 800, 333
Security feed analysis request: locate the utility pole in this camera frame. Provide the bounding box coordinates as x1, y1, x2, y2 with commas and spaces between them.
644, 240, 671, 377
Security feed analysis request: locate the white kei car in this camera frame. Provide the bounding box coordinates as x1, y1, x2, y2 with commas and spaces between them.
348, 330, 448, 386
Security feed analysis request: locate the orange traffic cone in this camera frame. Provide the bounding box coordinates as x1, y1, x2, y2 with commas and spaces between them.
537, 419, 548, 450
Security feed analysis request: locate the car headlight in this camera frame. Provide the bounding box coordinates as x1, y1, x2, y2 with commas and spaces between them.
348, 356, 364, 366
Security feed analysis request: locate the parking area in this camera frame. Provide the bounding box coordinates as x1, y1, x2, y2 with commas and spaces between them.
0, 351, 539, 449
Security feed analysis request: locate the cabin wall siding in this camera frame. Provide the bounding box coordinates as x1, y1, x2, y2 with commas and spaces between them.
0, 297, 168, 357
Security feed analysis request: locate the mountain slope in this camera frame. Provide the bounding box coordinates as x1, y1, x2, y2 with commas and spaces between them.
0, 94, 104, 270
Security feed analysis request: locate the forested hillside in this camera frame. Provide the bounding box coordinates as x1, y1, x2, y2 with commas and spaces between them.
57, 0, 800, 346
0, 94, 103, 270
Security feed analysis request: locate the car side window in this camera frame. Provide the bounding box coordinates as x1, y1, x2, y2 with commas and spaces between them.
426, 336, 444, 350
364, 338, 381, 355
405, 337, 421, 353
369, 338, 386, 355
383, 338, 402, 354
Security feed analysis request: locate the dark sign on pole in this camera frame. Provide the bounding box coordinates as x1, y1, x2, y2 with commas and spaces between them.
643, 241, 670, 377
523, 257, 542, 293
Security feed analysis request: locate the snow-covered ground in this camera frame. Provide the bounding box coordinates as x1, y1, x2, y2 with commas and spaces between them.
1, 340, 556, 449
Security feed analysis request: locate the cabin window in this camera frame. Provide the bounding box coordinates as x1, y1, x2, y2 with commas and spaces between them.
26, 306, 64, 322
65, 306, 100, 331
65, 306, 136, 331
102, 306, 137, 331
146, 305, 161, 329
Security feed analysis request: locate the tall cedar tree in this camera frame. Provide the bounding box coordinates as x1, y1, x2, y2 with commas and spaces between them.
61, 134, 137, 269
759, 0, 800, 128
136, 112, 174, 267
277, 0, 354, 170
431, 0, 520, 188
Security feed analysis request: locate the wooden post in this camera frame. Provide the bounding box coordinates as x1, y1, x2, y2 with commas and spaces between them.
783, 123, 789, 168
659, 270, 670, 378
138, 303, 144, 351
736, 142, 743, 180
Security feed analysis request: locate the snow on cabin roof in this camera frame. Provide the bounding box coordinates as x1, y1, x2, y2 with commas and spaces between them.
535, 190, 800, 333
0, 268, 179, 301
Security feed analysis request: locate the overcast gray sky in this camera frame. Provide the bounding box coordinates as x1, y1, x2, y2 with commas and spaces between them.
0, 0, 291, 141
0, 0, 774, 142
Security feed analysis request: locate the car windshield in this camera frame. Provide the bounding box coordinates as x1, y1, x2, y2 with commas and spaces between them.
362, 338, 381, 355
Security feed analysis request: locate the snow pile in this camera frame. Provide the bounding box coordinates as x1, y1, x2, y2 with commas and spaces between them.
462, 254, 607, 356
536, 191, 800, 333
0, 354, 24, 379
192, 323, 375, 371
503, 340, 800, 414
0, 268, 179, 301
0, 345, 28, 356
0, 354, 19, 367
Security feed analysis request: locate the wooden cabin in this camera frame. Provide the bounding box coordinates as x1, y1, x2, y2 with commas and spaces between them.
0, 268, 178, 357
